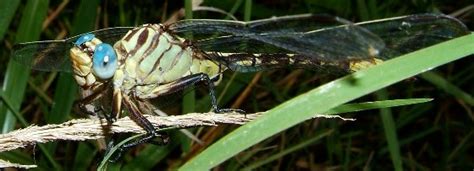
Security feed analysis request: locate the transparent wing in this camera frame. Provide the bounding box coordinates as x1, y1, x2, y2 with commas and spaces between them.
170, 13, 469, 73
169, 14, 385, 61
11, 27, 134, 72
357, 13, 470, 58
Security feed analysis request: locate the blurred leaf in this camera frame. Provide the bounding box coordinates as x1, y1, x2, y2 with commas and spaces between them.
0, 0, 61, 169
420, 71, 474, 106
243, 129, 334, 170
0, 0, 20, 40
179, 34, 474, 170
376, 90, 403, 171
0, 0, 48, 133
72, 143, 97, 171
122, 142, 178, 170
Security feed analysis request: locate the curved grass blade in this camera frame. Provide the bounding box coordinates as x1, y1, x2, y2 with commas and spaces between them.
420, 71, 474, 106
122, 138, 179, 170
0, 0, 48, 133
0, 0, 20, 41
325, 98, 432, 114
179, 33, 474, 170
242, 129, 334, 170
376, 90, 403, 171
98, 134, 143, 170
243, 95, 431, 170
0, 0, 61, 169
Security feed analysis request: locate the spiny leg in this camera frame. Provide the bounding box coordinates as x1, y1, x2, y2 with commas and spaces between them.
109, 73, 244, 160
137, 98, 158, 116
74, 84, 117, 152
133, 98, 171, 145
142, 73, 244, 113
110, 94, 169, 161
74, 84, 116, 123
141, 99, 204, 144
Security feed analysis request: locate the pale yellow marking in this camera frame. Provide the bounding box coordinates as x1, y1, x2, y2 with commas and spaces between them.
160, 48, 193, 83
130, 28, 154, 62
121, 29, 141, 53
112, 69, 124, 88
111, 88, 121, 119
74, 75, 86, 86
69, 37, 103, 89
349, 58, 384, 72
90, 38, 102, 46
121, 28, 154, 80
70, 48, 92, 76
70, 48, 91, 64
138, 83, 173, 99
124, 58, 138, 80
86, 73, 97, 86
135, 85, 158, 98
149, 45, 181, 78
138, 33, 171, 78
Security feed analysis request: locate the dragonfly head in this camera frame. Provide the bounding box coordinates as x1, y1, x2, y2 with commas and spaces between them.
71, 33, 118, 82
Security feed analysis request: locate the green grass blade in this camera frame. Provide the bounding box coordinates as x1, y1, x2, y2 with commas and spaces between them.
182, 0, 195, 113
0, 0, 48, 133
98, 134, 143, 170
420, 71, 474, 106
378, 126, 439, 155
0, 0, 20, 40
244, 0, 252, 21
0, 0, 61, 169
122, 142, 178, 170
447, 130, 474, 161
179, 34, 474, 170
326, 98, 432, 114
0, 91, 28, 126
72, 143, 98, 171
46, 74, 76, 123
234, 98, 430, 170
243, 129, 333, 170
376, 90, 403, 171
224, 0, 243, 20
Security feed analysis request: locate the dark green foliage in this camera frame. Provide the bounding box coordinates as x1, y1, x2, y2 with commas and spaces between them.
0, 0, 472, 170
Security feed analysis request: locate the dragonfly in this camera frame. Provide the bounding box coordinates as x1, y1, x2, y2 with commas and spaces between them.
11, 13, 469, 153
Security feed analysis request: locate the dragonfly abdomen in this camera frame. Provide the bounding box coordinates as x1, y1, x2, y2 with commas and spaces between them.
211, 52, 383, 73
210, 52, 330, 72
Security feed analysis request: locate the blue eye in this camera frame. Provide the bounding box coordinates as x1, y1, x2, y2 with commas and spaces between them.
92, 43, 118, 79
74, 33, 95, 46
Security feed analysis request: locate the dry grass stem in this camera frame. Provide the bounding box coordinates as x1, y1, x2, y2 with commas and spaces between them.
0, 159, 37, 169
0, 111, 262, 153
0, 111, 353, 169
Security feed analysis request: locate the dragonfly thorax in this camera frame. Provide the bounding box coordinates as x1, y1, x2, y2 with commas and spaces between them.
111, 24, 221, 98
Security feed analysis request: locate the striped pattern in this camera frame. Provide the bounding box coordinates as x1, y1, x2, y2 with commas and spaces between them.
208, 52, 382, 73
71, 24, 383, 100
112, 24, 221, 98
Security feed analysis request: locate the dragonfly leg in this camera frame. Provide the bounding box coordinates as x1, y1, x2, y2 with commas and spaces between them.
109, 94, 169, 161
74, 84, 118, 122
136, 99, 159, 116
142, 73, 244, 113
